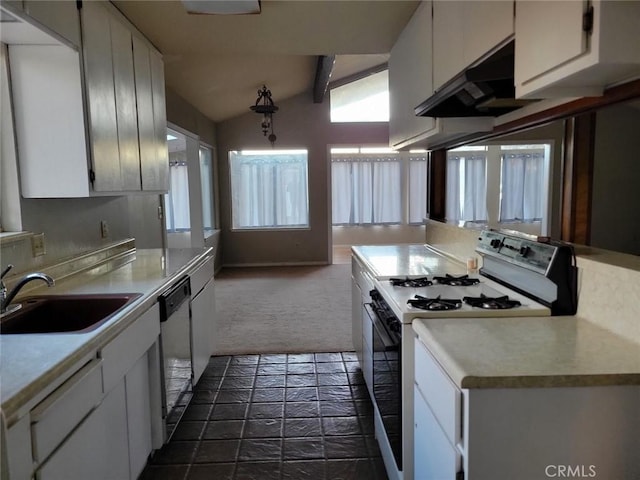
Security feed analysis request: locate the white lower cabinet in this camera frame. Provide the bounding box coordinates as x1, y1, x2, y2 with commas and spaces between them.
3, 304, 163, 480
414, 386, 461, 480
414, 335, 640, 480
37, 380, 130, 480
125, 351, 153, 480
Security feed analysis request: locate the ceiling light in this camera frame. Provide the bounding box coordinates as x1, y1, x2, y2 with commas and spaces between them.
250, 85, 278, 146
181, 0, 261, 15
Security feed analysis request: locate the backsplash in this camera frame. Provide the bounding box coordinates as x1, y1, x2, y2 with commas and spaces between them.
425, 220, 640, 344
424, 220, 481, 263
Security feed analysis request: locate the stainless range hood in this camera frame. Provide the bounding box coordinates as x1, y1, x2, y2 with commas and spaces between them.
415, 40, 536, 118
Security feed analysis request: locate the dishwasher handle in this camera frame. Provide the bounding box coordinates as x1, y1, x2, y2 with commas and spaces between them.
158, 276, 191, 322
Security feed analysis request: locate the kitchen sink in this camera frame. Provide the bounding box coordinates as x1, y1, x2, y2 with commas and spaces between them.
0, 293, 142, 334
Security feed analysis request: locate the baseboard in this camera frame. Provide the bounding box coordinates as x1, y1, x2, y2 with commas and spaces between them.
222, 261, 330, 268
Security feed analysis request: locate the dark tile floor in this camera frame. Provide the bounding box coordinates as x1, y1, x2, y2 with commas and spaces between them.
141, 352, 389, 480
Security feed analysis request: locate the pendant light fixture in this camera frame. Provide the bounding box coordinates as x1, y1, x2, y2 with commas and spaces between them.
250, 85, 278, 146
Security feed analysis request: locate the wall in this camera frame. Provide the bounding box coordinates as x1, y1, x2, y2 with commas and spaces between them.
1, 196, 130, 275
128, 87, 223, 269
216, 89, 389, 266
591, 103, 640, 255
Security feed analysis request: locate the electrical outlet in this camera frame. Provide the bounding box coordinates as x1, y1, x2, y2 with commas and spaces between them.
100, 220, 109, 239
31, 233, 46, 257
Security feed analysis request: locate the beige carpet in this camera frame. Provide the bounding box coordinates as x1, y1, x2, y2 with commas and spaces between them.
213, 264, 353, 355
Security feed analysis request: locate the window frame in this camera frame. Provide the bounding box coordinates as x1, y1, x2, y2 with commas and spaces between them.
228, 149, 310, 231
330, 146, 428, 227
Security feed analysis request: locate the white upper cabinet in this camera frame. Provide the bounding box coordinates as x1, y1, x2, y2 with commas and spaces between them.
432, 0, 464, 92
389, 0, 497, 150
82, 0, 122, 192
148, 47, 170, 191
23, 0, 81, 47
8, 0, 168, 197
515, 0, 640, 98
81, 1, 168, 194
433, 0, 514, 91
389, 1, 435, 149
110, 15, 142, 191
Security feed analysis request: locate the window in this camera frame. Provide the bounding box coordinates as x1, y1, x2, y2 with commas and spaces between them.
500, 146, 547, 222
199, 145, 215, 233
164, 129, 190, 232
445, 143, 552, 235
446, 148, 488, 223
229, 150, 309, 230
330, 70, 389, 122
331, 147, 427, 226
408, 154, 428, 224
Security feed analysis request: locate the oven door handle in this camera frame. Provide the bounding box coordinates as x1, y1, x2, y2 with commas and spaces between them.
371, 317, 399, 351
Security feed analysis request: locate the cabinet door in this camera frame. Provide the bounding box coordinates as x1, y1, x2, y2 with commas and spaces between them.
414, 387, 461, 480
37, 380, 130, 480
389, 0, 435, 149
110, 16, 142, 191
146, 48, 169, 191
191, 278, 214, 385
23, 0, 81, 47
125, 351, 153, 479
132, 35, 158, 191
81, 0, 122, 192
432, 0, 464, 91
462, 1, 514, 66
515, 0, 588, 85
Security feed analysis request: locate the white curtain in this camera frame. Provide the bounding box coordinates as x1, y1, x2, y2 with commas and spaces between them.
500, 152, 545, 221
331, 154, 401, 225
199, 146, 214, 231
446, 154, 487, 222
164, 162, 190, 232
409, 156, 428, 224
230, 152, 309, 229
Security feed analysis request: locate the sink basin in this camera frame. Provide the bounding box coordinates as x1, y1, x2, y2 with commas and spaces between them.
0, 293, 142, 334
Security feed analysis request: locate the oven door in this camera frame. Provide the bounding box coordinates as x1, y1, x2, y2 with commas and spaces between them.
371, 311, 402, 471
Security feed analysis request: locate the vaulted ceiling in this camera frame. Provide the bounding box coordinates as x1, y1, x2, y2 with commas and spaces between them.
112, 0, 420, 123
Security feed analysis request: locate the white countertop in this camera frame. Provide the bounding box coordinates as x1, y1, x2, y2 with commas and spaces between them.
0, 247, 212, 424
351, 244, 466, 278
413, 316, 640, 389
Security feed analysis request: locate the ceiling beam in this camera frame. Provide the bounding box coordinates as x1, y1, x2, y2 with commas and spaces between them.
313, 55, 335, 104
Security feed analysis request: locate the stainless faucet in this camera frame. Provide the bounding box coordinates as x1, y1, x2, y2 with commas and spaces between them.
1, 265, 55, 314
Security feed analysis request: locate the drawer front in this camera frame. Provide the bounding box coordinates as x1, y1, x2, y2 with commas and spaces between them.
31, 358, 103, 463
190, 255, 214, 296
414, 386, 462, 480
414, 337, 461, 446
101, 303, 160, 393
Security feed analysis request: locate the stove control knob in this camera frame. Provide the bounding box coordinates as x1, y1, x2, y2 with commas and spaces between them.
519, 246, 531, 257
490, 239, 502, 249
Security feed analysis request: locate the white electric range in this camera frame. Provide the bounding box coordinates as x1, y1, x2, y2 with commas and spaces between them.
366, 230, 578, 480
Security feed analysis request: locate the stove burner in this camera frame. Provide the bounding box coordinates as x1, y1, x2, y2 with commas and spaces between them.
463, 294, 522, 310
389, 276, 433, 287
433, 274, 480, 287
407, 294, 462, 311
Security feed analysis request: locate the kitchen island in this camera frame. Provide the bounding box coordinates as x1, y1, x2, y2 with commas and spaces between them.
1, 244, 214, 480
413, 317, 640, 479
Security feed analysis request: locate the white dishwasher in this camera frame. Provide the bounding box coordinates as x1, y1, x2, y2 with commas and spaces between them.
158, 276, 192, 441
